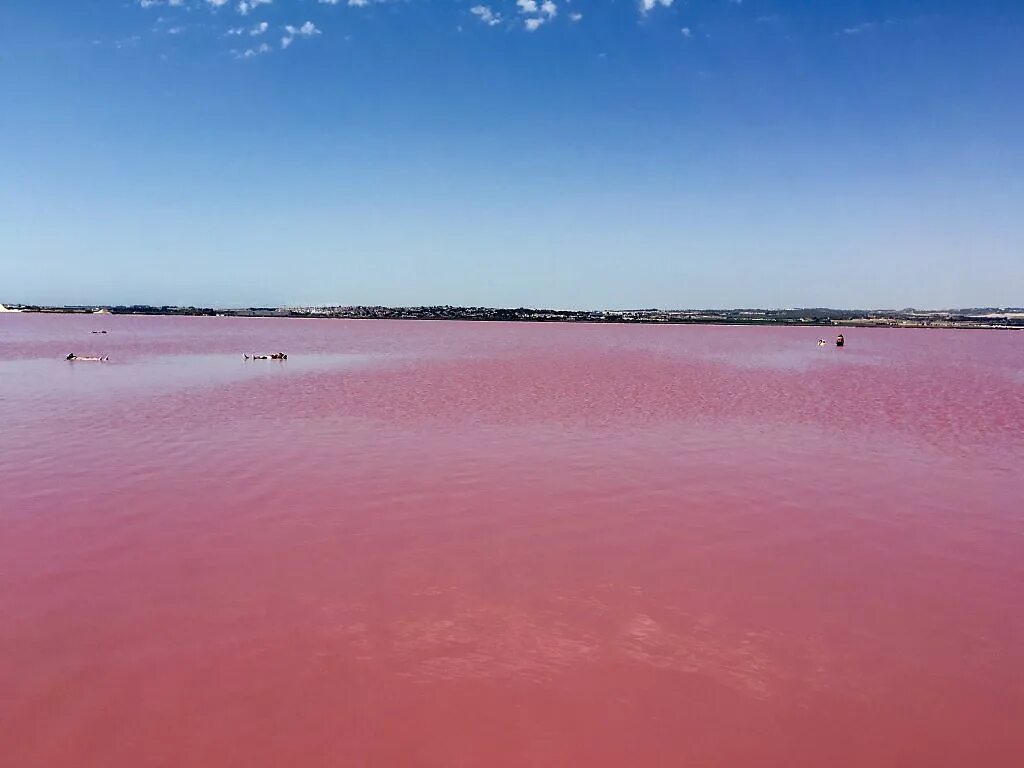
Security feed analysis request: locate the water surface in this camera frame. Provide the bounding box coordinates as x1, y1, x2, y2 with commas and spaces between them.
2, 314, 1022, 766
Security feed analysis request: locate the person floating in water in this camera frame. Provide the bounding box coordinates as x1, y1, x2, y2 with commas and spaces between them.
244, 352, 287, 360
836, 334, 845, 347
66, 353, 108, 361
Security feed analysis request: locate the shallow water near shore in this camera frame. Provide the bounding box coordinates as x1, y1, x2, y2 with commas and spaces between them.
2, 313, 1023, 767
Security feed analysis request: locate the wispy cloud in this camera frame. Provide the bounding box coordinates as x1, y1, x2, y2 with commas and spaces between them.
518, 0, 555, 30
842, 22, 877, 35
470, 6, 502, 27
227, 21, 266, 37
235, 42, 271, 58
132, 0, 710, 58
237, 0, 271, 15
281, 21, 322, 50
840, 17, 926, 37
640, 0, 674, 15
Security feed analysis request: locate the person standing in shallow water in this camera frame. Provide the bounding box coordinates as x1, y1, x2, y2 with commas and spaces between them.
836, 334, 845, 347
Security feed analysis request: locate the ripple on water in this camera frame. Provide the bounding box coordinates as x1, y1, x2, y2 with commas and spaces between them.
1, 315, 1023, 768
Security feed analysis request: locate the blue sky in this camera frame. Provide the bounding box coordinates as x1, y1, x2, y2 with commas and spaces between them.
1, 0, 1022, 309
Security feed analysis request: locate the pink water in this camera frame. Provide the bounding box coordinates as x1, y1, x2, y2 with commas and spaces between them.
2, 314, 1022, 767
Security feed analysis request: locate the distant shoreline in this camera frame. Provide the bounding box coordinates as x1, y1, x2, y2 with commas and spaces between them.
3, 304, 1023, 330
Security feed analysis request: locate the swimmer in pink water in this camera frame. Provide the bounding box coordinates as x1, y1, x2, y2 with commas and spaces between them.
66, 353, 108, 361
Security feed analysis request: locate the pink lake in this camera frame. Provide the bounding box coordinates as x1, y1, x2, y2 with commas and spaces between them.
1, 313, 1022, 767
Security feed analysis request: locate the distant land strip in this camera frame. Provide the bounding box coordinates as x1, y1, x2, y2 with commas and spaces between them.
3, 304, 1024, 329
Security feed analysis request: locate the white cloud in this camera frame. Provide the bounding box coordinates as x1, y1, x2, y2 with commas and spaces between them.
640, 0, 673, 14
842, 22, 876, 35
518, 0, 546, 29
139, 0, 700, 49
236, 42, 272, 58
238, 0, 270, 14
281, 21, 321, 49
470, 6, 502, 26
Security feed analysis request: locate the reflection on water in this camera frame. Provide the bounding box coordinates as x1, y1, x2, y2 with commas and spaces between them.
0, 352, 392, 402
699, 345, 884, 371
1, 313, 1023, 768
